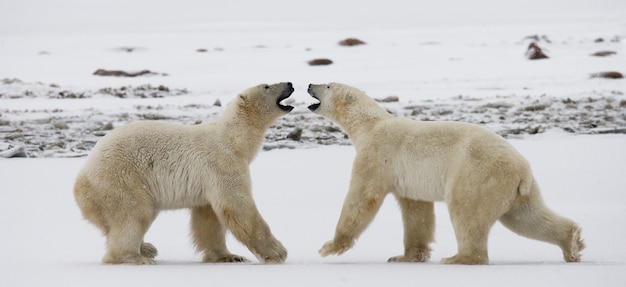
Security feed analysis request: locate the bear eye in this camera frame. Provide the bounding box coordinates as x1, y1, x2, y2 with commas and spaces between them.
264, 85, 270, 90
326, 85, 330, 89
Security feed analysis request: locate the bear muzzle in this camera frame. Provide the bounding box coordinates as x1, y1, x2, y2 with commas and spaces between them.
277, 82, 295, 113
307, 84, 321, 112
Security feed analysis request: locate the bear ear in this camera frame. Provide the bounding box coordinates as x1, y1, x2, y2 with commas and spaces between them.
239, 94, 247, 102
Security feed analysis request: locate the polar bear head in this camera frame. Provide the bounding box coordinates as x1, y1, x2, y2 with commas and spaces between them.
232, 82, 295, 124
307, 82, 387, 125
307, 82, 356, 120
241, 82, 295, 113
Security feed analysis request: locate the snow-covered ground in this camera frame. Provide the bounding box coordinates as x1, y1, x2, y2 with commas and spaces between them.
1, 0, 625, 286
2, 136, 626, 286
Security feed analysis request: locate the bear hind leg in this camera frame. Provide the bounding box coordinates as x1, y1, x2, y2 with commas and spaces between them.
388, 197, 435, 263
499, 185, 585, 262
441, 190, 508, 265
75, 177, 159, 264
102, 209, 157, 265
441, 216, 493, 265
190, 205, 250, 263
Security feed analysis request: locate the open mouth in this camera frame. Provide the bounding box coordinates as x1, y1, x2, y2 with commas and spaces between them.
307, 96, 320, 111
307, 87, 321, 111
277, 86, 295, 113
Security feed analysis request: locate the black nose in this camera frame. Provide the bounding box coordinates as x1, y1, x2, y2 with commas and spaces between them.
287, 82, 293, 88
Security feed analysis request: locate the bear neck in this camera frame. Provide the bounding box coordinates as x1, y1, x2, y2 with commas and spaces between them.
216, 103, 275, 163
338, 108, 392, 149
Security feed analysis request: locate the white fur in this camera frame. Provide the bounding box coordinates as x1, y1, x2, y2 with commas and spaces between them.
309, 82, 584, 264
74, 83, 293, 264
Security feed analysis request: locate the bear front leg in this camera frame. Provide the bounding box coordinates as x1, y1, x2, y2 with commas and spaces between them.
218, 195, 287, 264
388, 197, 434, 263
191, 205, 250, 263
320, 176, 386, 257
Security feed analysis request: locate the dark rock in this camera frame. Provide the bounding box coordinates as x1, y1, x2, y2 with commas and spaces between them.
591, 71, 623, 79
56, 90, 83, 99
286, 128, 303, 141
526, 42, 549, 60
325, 126, 342, 133
339, 38, 366, 46
308, 58, 333, 66
591, 51, 617, 57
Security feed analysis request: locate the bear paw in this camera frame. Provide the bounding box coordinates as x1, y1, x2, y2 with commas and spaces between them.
563, 224, 585, 262
388, 253, 430, 263
440, 254, 488, 265
126, 256, 156, 265
104, 253, 156, 265
388, 248, 431, 263
257, 246, 288, 264
215, 254, 250, 263
140, 242, 158, 259
319, 240, 353, 257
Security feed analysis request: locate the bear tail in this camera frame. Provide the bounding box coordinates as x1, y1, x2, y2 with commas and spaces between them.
517, 172, 534, 196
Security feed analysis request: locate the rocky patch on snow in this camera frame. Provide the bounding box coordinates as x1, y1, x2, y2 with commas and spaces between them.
1, 80, 625, 158
0, 79, 187, 99
93, 69, 168, 77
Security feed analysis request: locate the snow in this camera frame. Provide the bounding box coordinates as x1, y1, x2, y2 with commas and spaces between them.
1, 0, 626, 286
2, 137, 626, 286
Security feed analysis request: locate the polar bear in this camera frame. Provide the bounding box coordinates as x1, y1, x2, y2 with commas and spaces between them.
74, 82, 294, 264
307, 82, 584, 264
